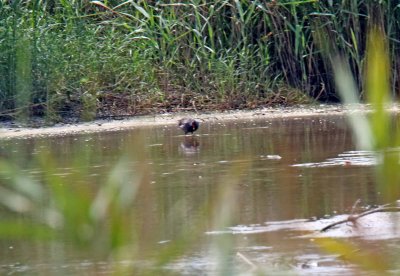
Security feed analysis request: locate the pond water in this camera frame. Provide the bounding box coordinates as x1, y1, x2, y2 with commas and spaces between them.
0, 115, 398, 275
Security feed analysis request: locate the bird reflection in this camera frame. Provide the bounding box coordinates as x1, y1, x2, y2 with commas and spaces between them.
180, 136, 200, 154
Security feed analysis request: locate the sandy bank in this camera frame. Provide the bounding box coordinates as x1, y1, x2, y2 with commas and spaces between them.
0, 104, 392, 140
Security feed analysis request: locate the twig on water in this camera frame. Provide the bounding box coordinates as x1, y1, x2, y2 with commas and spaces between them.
236, 252, 258, 271
350, 198, 361, 215
321, 203, 400, 232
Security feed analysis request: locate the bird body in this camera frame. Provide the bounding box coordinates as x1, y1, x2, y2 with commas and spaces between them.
178, 118, 199, 134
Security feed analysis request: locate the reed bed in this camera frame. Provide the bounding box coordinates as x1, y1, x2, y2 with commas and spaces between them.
0, 1, 398, 120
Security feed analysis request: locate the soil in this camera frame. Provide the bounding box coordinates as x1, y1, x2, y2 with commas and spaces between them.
0, 104, 396, 140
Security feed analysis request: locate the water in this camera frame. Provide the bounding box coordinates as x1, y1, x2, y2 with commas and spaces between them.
0, 115, 398, 274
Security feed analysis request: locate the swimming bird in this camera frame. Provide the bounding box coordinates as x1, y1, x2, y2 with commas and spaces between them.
178, 118, 199, 134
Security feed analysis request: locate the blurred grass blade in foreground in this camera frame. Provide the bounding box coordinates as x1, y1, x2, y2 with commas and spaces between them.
320, 27, 398, 273
364, 28, 400, 202
365, 27, 391, 150
332, 57, 373, 150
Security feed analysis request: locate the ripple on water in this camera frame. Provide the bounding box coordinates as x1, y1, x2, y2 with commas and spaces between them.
206, 213, 400, 240
292, 150, 377, 168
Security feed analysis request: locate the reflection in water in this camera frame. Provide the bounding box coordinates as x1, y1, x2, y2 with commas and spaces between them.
0, 115, 396, 274
179, 136, 200, 155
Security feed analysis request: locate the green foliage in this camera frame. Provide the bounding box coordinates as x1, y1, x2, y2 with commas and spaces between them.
15, 34, 32, 120
0, 138, 147, 265
335, 27, 400, 202
0, 1, 399, 118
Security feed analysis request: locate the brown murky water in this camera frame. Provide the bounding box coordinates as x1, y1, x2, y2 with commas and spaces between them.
0, 115, 398, 274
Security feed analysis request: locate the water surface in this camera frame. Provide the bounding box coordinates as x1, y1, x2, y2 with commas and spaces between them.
0, 115, 396, 274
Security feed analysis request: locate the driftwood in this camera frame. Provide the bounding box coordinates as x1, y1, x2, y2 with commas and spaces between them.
321, 202, 400, 232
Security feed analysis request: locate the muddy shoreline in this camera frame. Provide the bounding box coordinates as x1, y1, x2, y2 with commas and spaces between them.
0, 104, 393, 140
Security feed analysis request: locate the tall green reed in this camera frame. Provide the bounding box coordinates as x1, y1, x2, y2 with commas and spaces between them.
1, 1, 399, 119
317, 27, 400, 273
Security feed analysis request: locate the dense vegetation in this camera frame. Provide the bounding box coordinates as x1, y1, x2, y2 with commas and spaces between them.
0, 0, 398, 121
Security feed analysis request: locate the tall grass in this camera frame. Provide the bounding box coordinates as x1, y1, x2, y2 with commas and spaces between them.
1, 1, 399, 120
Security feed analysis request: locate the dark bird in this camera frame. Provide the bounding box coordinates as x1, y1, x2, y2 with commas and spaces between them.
178, 118, 199, 134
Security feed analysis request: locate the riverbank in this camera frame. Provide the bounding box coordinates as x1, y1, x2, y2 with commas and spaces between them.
0, 104, 396, 140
